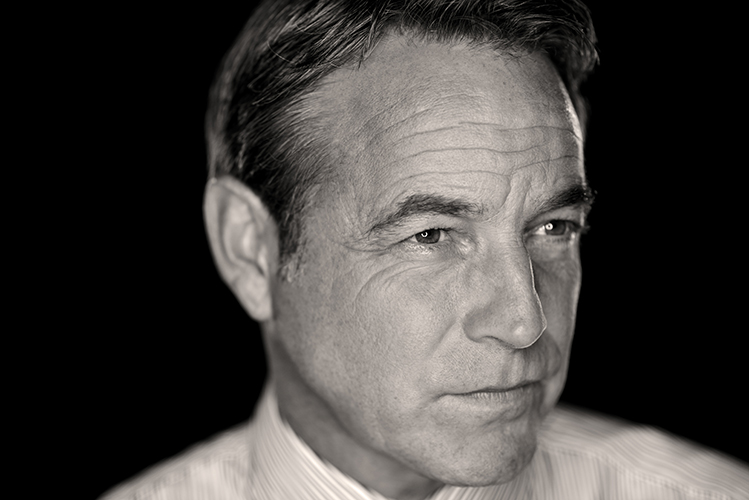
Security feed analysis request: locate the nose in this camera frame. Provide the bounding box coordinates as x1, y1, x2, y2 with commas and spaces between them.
462, 248, 547, 349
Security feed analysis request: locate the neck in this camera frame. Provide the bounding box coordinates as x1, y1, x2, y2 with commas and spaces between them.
268, 342, 443, 500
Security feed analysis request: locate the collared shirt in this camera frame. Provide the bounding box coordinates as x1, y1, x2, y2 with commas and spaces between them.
100, 383, 749, 500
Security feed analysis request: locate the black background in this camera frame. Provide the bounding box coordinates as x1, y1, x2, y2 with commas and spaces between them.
61, 2, 746, 498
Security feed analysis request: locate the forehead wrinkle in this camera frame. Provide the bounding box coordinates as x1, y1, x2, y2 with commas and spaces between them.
349, 95, 421, 152
351, 119, 582, 203
391, 144, 548, 164
459, 122, 582, 142
354, 93, 487, 159
375, 147, 581, 182
389, 125, 466, 144
341, 66, 482, 143
371, 122, 581, 168
386, 122, 579, 150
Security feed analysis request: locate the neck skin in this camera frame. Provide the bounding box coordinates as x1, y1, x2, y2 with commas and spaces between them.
267, 336, 443, 500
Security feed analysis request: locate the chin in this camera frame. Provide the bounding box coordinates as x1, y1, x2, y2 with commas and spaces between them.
400, 414, 541, 488
445, 434, 537, 487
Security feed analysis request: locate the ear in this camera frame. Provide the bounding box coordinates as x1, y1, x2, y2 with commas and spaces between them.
203, 176, 277, 322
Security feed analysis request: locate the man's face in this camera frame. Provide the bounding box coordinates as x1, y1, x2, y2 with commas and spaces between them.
267, 38, 589, 489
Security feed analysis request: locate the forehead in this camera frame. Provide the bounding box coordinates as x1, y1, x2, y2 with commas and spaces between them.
306, 36, 584, 227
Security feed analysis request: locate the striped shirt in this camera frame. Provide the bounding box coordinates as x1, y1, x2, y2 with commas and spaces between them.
100, 384, 749, 500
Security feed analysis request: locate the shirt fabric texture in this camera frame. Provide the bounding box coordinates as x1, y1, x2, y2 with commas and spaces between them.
101, 383, 749, 500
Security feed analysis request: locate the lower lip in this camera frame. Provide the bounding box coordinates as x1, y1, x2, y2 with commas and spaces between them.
443, 382, 540, 420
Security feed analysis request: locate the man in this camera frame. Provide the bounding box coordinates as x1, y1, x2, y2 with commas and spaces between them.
102, 0, 749, 498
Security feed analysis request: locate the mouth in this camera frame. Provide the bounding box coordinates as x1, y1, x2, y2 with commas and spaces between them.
441, 381, 542, 421
457, 380, 539, 401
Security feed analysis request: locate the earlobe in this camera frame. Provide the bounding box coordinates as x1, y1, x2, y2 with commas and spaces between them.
203, 176, 278, 322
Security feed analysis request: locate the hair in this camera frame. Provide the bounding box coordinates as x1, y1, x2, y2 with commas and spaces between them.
206, 0, 598, 271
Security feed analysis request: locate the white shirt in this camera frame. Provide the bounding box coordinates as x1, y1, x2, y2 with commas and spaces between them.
100, 383, 749, 500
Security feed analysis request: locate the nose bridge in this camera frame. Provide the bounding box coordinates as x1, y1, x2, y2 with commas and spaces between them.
463, 243, 547, 349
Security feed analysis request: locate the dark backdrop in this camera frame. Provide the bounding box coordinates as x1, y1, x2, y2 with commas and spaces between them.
76, 2, 746, 498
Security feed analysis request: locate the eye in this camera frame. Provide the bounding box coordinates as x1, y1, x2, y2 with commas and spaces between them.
530, 219, 581, 237
538, 220, 574, 236
528, 219, 586, 242
413, 229, 443, 244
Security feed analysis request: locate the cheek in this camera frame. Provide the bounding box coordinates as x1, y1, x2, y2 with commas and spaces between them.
276, 257, 462, 409
533, 258, 581, 409
348, 263, 463, 381
534, 255, 582, 324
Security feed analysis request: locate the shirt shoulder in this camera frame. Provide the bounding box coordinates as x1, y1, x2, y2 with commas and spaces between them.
536, 404, 749, 499
98, 420, 254, 500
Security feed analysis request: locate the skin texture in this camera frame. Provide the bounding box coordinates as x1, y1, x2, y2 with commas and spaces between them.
218, 37, 589, 500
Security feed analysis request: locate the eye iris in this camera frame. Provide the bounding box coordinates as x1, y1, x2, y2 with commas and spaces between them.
415, 229, 441, 244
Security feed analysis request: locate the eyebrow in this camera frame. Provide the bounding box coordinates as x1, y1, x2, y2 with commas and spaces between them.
533, 183, 596, 216
366, 193, 483, 237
